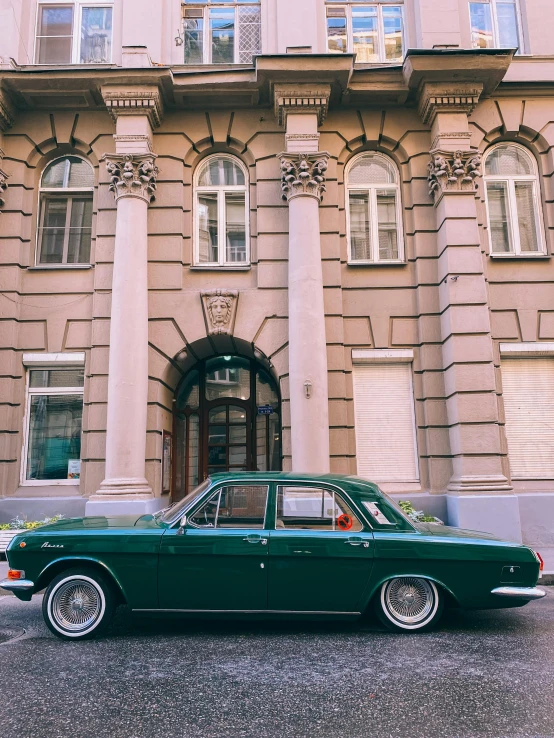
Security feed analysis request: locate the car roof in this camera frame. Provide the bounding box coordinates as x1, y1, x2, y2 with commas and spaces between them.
207, 471, 381, 494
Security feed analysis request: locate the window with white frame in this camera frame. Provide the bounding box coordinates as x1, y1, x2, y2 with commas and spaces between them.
352, 358, 419, 483
469, 0, 522, 51
35, 2, 113, 64
24, 367, 84, 482
326, 1, 404, 63
182, 0, 261, 65
484, 144, 545, 256
501, 357, 554, 479
346, 153, 404, 263
194, 155, 249, 267
37, 156, 94, 265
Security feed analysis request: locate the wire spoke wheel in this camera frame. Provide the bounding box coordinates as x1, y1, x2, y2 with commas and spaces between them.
379, 577, 441, 631
51, 579, 102, 632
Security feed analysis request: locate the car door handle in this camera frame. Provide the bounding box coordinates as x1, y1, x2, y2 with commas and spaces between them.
243, 536, 268, 545
345, 539, 370, 548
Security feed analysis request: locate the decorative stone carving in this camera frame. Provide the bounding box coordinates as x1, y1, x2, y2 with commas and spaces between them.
101, 86, 164, 129
201, 290, 239, 336
279, 152, 329, 202
103, 153, 158, 203
418, 82, 483, 126
427, 149, 482, 200
0, 89, 15, 133
274, 84, 330, 127
0, 166, 8, 209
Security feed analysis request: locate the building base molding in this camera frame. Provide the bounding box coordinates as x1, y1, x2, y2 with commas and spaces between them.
94, 477, 154, 498
85, 497, 166, 517
446, 493, 522, 543
0, 496, 86, 523
447, 475, 512, 494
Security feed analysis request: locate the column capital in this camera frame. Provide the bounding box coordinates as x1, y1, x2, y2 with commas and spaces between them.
0, 88, 15, 132
418, 82, 483, 127
102, 153, 158, 204
101, 84, 164, 129
273, 84, 330, 128
278, 152, 329, 203
0, 166, 8, 209
428, 149, 482, 204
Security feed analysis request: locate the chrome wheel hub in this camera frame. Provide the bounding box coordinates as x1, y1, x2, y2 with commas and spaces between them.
51, 580, 102, 633
385, 577, 434, 625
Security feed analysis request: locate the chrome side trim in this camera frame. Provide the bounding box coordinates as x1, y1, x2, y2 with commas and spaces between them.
0, 578, 35, 592
132, 608, 360, 615
491, 586, 546, 600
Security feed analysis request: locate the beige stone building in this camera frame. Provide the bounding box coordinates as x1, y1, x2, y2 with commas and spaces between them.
0, 0, 553, 570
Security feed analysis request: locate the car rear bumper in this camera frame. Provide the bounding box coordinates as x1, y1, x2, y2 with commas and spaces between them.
0, 578, 35, 593
491, 586, 546, 601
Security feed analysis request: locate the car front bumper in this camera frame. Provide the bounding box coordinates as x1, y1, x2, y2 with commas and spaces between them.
0, 578, 35, 593
491, 586, 546, 601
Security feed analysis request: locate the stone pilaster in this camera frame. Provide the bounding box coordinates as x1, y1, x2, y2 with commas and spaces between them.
88, 86, 163, 514
417, 82, 520, 541
275, 86, 331, 472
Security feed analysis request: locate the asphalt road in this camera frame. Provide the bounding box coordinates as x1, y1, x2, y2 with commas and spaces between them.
0, 589, 553, 738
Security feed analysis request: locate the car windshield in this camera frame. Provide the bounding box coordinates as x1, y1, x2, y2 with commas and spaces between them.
157, 479, 211, 524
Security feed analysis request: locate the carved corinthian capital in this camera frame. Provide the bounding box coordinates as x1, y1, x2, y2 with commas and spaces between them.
427, 149, 482, 201
103, 153, 158, 203
279, 152, 329, 202
0, 167, 8, 209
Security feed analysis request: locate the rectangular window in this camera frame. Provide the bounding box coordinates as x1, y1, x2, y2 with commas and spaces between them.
24, 367, 84, 483
276, 487, 363, 532
347, 186, 402, 263
36, 2, 113, 64
501, 358, 554, 479
189, 485, 269, 529
183, 1, 261, 65
469, 0, 521, 51
38, 195, 93, 264
352, 362, 419, 482
326, 2, 404, 63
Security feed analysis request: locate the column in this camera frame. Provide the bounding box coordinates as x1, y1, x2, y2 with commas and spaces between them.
276, 86, 331, 473
87, 86, 162, 515
419, 82, 521, 541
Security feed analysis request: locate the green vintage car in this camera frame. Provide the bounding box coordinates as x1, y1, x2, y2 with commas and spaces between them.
0, 473, 546, 640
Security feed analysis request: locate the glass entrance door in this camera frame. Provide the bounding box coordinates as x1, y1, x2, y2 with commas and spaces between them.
172, 355, 282, 502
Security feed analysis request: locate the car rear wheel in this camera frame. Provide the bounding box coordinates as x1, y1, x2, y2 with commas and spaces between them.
42, 568, 115, 640
375, 577, 443, 632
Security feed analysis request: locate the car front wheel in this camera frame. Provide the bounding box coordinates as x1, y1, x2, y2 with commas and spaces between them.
375, 577, 443, 632
43, 568, 115, 640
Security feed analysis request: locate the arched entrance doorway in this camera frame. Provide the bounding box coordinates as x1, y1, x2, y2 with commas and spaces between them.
172, 355, 281, 502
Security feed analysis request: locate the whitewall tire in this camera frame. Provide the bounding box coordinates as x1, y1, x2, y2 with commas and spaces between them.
42, 568, 115, 640
375, 577, 443, 632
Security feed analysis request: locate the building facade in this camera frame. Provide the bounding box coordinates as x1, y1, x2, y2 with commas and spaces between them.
0, 0, 554, 570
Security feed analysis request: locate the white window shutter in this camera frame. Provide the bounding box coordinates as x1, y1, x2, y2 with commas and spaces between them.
502, 358, 554, 479
353, 363, 419, 482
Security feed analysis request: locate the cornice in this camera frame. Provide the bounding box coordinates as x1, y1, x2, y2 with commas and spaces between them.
418, 82, 484, 125
101, 85, 164, 128
0, 88, 15, 132
273, 84, 331, 127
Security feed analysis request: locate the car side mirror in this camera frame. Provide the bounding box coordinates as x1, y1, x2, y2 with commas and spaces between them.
177, 514, 187, 535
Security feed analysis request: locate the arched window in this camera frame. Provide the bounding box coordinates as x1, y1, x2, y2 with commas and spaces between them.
484, 144, 545, 256
346, 153, 403, 263
37, 156, 94, 265
194, 154, 249, 267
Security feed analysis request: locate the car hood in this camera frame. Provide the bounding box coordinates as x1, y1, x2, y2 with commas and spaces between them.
33, 515, 156, 532
414, 522, 509, 543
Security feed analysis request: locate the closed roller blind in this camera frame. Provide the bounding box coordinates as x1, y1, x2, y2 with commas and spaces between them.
502, 358, 554, 479
353, 363, 419, 482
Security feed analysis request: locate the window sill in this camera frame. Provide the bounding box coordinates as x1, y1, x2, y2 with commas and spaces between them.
190, 265, 251, 271
347, 260, 407, 267
489, 253, 549, 260
28, 265, 93, 271
19, 480, 81, 487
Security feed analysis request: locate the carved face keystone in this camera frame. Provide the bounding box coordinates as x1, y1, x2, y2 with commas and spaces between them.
208, 297, 231, 327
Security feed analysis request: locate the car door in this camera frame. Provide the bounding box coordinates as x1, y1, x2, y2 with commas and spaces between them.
268, 484, 374, 613
159, 483, 270, 611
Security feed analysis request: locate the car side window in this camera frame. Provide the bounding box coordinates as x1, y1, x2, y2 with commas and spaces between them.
276, 486, 363, 532
188, 485, 268, 529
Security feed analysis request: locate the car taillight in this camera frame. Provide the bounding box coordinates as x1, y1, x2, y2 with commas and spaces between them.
7, 569, 25, 580
535, 551, 545, 571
